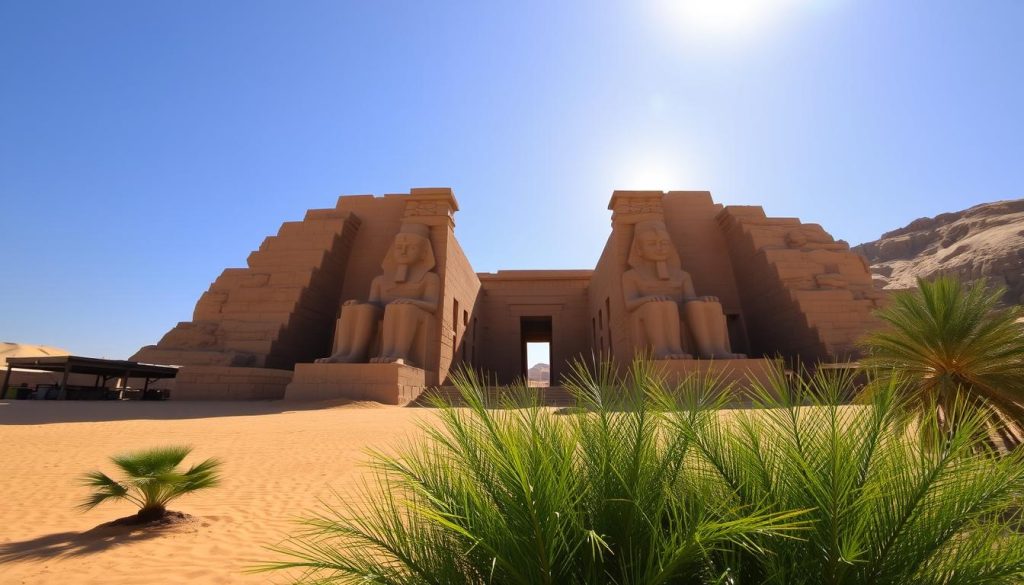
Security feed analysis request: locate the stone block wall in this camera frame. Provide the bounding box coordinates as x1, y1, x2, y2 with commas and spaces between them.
173, 366, 294, 400
134, 188, 480, 397
133, 207, 362, 370
587, 236, 629, 365
439, 231, 481, 382
717, 206, 885, 362
474, 270, 592, 385
285, 362, 425, 404
131, 187, 886, 401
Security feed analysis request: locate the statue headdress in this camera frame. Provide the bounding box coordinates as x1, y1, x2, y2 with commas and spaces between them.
627, 220, 682, 280
382, 223, 436, 283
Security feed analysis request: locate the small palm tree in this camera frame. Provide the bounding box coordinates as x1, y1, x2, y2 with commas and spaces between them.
861, 275, 1024, 448
81, 445, 221, 522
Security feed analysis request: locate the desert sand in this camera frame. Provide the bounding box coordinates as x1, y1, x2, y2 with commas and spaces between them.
0, 399, 437, 584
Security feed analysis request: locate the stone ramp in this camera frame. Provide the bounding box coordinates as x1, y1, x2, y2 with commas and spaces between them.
410, 385, 576, 408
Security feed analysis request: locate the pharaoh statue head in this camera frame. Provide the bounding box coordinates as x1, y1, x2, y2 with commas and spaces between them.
382, 223, 436, 283
627, 220, 682, 280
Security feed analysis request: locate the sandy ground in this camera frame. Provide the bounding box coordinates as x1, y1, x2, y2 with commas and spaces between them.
0, 399, 437, 584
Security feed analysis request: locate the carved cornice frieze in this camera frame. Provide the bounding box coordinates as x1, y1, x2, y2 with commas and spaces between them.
608, 191, 666, 225
405, 200, 451, 217
403, 188, 459, 227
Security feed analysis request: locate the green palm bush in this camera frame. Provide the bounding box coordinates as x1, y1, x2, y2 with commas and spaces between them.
657, 366, 1024, 584
81, 445, 221, 521
261, 363, 802, 584
262, 361, 1024, 584
861, 276, 1024, 448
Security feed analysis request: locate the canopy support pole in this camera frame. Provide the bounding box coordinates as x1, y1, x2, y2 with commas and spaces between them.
59, 362, 71, 400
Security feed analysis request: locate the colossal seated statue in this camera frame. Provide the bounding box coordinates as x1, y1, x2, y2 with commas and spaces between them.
622, 220, 743, 360
316, 223, 440, 367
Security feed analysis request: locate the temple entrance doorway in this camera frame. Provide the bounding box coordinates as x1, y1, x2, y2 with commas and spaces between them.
520, 316, 552, 387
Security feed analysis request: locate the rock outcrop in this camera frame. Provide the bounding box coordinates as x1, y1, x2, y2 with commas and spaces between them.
853, 199, 1024, 305
527, 363, 550, 384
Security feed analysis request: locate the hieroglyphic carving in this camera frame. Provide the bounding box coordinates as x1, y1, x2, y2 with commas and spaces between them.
616, 199, 664, 215
404, 200, 452, 218
610, 194, 664, 222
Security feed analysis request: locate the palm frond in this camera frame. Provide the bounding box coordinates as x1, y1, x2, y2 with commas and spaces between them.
861, 275, 1024, 447
81, 445, 221, 518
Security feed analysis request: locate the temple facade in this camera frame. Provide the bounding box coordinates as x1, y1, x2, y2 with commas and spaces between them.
133, 188, 884, 402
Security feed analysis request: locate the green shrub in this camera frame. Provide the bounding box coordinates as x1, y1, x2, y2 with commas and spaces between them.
263, 362, 1024, 584
660, 366, 1024, 584
80, 445, 221, 521
861, 275, 1024, 449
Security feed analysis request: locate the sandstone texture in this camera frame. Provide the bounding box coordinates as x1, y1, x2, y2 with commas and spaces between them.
136, 189, 884, 399
853, 199, 1024, 305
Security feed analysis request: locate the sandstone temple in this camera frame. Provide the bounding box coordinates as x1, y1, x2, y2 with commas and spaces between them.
133, 189, 885, 403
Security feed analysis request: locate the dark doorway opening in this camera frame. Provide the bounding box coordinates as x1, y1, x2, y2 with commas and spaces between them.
520, 316, 552, 386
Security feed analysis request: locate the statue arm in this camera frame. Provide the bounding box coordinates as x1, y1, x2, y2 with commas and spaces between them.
414, 273, 440, 313
623, 272, 650, 312
623, 271, 677, 311
367, 277, 384, 308
390, 273, 440, 313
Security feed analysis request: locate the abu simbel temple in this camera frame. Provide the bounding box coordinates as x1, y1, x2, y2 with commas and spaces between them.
133, 188, 885, 403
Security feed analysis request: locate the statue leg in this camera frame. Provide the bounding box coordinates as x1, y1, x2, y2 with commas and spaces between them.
375, 306, 397, 361
373, 303, 425, 365
684, 301, 715, 359
684, 300, 743, 359
333, 307, 360, 357
639, 301, 690, 360
316, 304, 381, 363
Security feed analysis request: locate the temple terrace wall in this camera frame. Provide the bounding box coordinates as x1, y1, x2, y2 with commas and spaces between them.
134, 188, 885, 401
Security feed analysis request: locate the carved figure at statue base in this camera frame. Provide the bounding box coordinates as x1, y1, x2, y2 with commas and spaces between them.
622, 220, 744, 360
316, 223, 439, 367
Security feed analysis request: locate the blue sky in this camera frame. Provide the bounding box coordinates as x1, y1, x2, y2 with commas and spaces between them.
2, 0, 1022, 360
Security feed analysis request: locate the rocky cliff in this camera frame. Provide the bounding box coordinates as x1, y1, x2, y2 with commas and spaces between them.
853, 199, 1024, 305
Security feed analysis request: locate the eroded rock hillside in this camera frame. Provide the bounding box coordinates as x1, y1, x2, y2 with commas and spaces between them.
853, 199, 1024, 305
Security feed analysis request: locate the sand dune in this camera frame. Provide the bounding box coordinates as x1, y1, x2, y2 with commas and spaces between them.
0, 342, 70, 366
0, 400, 436, 584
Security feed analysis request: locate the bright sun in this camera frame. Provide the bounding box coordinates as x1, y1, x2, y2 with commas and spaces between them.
656, 0, 804, 39
613, 149, 695, 191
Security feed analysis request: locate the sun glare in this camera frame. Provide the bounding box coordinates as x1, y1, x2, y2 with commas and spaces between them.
615, 155, 692, 191
655, 0, 806, 40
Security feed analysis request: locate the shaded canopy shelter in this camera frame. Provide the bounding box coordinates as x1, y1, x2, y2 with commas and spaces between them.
2, 355, 178, 399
